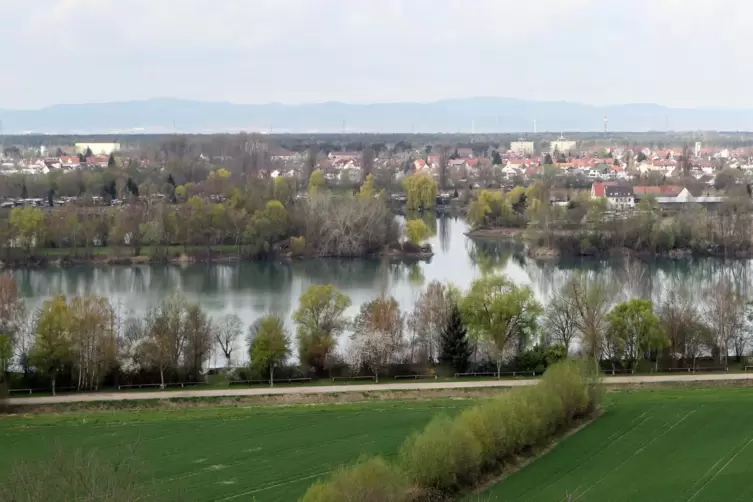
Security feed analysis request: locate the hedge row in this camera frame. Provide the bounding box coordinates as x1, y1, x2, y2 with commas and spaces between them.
301, 358, 603, 502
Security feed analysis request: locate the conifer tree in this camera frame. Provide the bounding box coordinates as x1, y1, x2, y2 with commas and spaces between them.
439, 305, 471, 373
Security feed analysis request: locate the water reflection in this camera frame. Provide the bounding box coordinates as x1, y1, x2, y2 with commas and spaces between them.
10, 216, 753, 361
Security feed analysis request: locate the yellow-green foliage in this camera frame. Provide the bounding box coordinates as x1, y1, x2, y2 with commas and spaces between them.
308, 170, 326, 195
402, 173, 438, 211
358, 174, 377, 200
405, 219, 428, 245
290, 236, 306, 256
467, 190, 503, 228
301, 456, 411, 502
301, 358, 602, 501
398, 415, 483, 491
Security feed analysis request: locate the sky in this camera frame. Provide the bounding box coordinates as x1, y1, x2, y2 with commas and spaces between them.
2, 0, 752, 110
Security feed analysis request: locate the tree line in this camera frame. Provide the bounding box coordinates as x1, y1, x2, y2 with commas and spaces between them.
1, 172, 415, 261
4, 253, 743, 398
469, 176, 753, 256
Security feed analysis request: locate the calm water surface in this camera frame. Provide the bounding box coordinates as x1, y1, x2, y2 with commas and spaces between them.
10, 217, 753, 362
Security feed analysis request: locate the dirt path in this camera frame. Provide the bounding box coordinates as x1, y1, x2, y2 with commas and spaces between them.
8, 372, 753, 406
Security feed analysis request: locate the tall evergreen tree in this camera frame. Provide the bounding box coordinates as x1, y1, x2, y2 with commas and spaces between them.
439, 305, 471, 373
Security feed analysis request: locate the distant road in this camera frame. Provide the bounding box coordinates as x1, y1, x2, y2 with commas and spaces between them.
7, 372, 753, 406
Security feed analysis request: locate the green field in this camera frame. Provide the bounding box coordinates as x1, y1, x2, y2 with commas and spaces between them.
474, 388, 753, 501
5, 388, 753, 502
0, 399, 473, 501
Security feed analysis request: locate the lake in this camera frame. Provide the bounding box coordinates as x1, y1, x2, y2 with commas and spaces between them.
9, 216, 753, 363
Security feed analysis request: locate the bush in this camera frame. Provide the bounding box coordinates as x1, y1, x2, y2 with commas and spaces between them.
399, 415, 483, 492
540, 358, 602, 421
0, 443, 146, 502
456, 403, 499, 468
301, 456, 411, 502
301, 358, 603, 501
290, 236, 306, 256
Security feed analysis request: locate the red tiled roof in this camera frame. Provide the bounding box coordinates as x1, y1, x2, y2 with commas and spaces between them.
592, 183, 606, 197
633, 185, 683, 196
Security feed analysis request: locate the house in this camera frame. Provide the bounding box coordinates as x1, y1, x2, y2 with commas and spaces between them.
414, 159, 429, 172
500, 165, 522, 181
590, 181, 616, 198
86, 155, 110, 168
604, 185, 635, 210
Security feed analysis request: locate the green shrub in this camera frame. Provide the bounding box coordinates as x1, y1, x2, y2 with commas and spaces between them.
300, 359, 603, 501
457, 404, 497, 467
399, 415, 483, 492
540, 358, 602, 421
290, 236, 306, 256
301, 456, 411, 502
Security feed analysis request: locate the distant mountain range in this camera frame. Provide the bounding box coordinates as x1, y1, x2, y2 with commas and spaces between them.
2, 97, 753, 134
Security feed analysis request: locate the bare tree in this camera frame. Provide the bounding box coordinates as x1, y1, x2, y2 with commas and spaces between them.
704, 278, 746, 367
407, 281, 453, 364
214, 313, 243, 367
68, 296, 118, 391
183, 304, 213, 380
544, 288, 579, 352
298, 194, 398, 257
566, 273, 617, 362
140, 294, 187, 388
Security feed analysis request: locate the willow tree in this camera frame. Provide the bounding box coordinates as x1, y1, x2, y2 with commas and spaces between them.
460, 274, 541, 377
293, 284, 351, 375
248, 314, 291, 387
402, 173, 437, 211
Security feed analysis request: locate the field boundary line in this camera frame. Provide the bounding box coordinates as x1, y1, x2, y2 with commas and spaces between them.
680, 438, 743, 501
212, 471, 331, 501
10, 372, 753, 406
686, 436, 753, 502
572, 408, 697, 501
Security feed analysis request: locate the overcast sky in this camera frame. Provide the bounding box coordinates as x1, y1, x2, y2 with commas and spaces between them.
2, 0, 752, 109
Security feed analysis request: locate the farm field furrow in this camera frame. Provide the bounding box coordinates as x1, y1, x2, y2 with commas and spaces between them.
474, 388, 753, 502
0, 399, 473, 501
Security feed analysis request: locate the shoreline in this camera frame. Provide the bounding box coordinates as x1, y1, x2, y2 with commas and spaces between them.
0, 246, 434, 269
465, 227, 753, 260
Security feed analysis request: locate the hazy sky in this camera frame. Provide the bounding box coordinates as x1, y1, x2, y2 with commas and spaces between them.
2, 0, 752, 109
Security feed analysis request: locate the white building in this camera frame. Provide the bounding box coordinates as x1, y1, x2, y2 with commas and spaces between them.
75, 142, 121, 155
509, 141, 535, 155
550, 138, 577, 154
